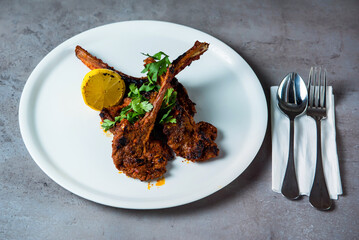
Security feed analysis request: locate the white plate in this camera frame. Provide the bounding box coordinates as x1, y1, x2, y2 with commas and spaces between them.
19, 21, 267, 209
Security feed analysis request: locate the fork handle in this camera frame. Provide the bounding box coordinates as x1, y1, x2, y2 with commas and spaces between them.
281, 118, 300, 200
309, 119, 332, 210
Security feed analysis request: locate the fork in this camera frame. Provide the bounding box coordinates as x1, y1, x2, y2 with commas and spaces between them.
307, 67, 332, 210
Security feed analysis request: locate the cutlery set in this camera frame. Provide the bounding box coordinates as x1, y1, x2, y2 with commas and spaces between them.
277, 67, 332, 210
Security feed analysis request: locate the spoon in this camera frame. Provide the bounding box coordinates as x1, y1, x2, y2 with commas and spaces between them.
277, 72, 308, 200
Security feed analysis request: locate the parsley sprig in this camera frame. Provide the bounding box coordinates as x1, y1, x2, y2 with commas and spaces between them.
159, 88, 177, 124
141, 52, 177, 124
141, 52, 171, 84
101, 84, 154, 131
101, 51, 177, 131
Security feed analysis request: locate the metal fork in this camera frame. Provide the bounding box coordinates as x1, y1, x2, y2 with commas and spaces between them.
307, 67, 332, 210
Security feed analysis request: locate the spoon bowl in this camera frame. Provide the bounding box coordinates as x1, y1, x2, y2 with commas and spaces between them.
277, 72, 308, 200
277, 72, 308, 119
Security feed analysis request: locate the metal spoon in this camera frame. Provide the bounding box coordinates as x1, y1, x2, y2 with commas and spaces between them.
277, 72, 308, 200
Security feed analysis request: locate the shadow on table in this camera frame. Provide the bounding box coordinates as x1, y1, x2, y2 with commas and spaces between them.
329, 84, 347, 197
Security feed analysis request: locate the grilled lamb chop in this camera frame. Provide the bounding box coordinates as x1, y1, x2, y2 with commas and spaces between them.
75, 45, 197, 116
163, 104, 219, 162
75, 45, 147, 87
75, 41, 219, 177
142, 42, 219, 161
111, 69, 174, 180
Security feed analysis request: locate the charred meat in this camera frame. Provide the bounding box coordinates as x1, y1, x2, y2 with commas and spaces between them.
111, 69, 174, 181
75, 41, 219, 180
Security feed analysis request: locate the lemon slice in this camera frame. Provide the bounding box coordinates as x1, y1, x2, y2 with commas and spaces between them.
81, 69, 126, 111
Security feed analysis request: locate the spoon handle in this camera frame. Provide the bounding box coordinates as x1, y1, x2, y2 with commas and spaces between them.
309, 119, 332, 210
281, 118, 300, 199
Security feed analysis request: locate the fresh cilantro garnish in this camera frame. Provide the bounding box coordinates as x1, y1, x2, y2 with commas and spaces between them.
159, 108, 177, 124
139, 82, 160, 92
101, 119, 117, 131
141, 52, 171, 84
140, 51, 176, 124
101, 84, 154, 130
122, 84, 154, 123
101, 105, 131, 131
101, 51, 177, 131
131, 98, 153, 114
159, 88, 177, 124
142, 51, 168, 61
162, 88, 177, 109
128, 83, 140, 98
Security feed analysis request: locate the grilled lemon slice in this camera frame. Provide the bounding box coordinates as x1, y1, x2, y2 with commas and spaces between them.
81, 69, 125, 111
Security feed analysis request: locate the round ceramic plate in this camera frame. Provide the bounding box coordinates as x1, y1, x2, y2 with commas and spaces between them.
19, 21, 267, 209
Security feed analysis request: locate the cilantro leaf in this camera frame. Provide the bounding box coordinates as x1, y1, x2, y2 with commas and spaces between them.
131, 98, 144, 114
165, 88, 174, 105
140, 101, 153, 112
141, 64, 150, 73
101, 119, 116, 131
102, 51, 174, 131
152, 51, 168, 60
141, 51, 171, 83
162, 88, 177, 110
142, 51, 168, 60
131, 98, 153, 114
168, 118, 177, 123
101, 109, 130, 131
139, 83, 159, 92
158, 88, 177, 124
159, 108, 177, 124
126, 111, 141, 123
120, 105, 132, 115
128, 83, 141, 98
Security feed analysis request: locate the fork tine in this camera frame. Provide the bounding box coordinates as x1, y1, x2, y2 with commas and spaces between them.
314, 67, 319, 107
318, 67, 322, 107
308, 67, 314, 106
322, 68, 327, 108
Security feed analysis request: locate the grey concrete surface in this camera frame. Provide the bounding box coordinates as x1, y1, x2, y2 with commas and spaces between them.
1, 0, 358, 239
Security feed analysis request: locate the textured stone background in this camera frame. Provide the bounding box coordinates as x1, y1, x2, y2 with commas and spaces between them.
1, 0, 358, 239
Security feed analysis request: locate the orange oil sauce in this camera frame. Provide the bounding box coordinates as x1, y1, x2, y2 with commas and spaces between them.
147, 177, 166, 189
155, 177, 165, 186
181, 159, 191, 164
147, 182, 154, 190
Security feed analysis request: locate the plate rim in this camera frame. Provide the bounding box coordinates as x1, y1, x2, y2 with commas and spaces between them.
19, 20, 268, 209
